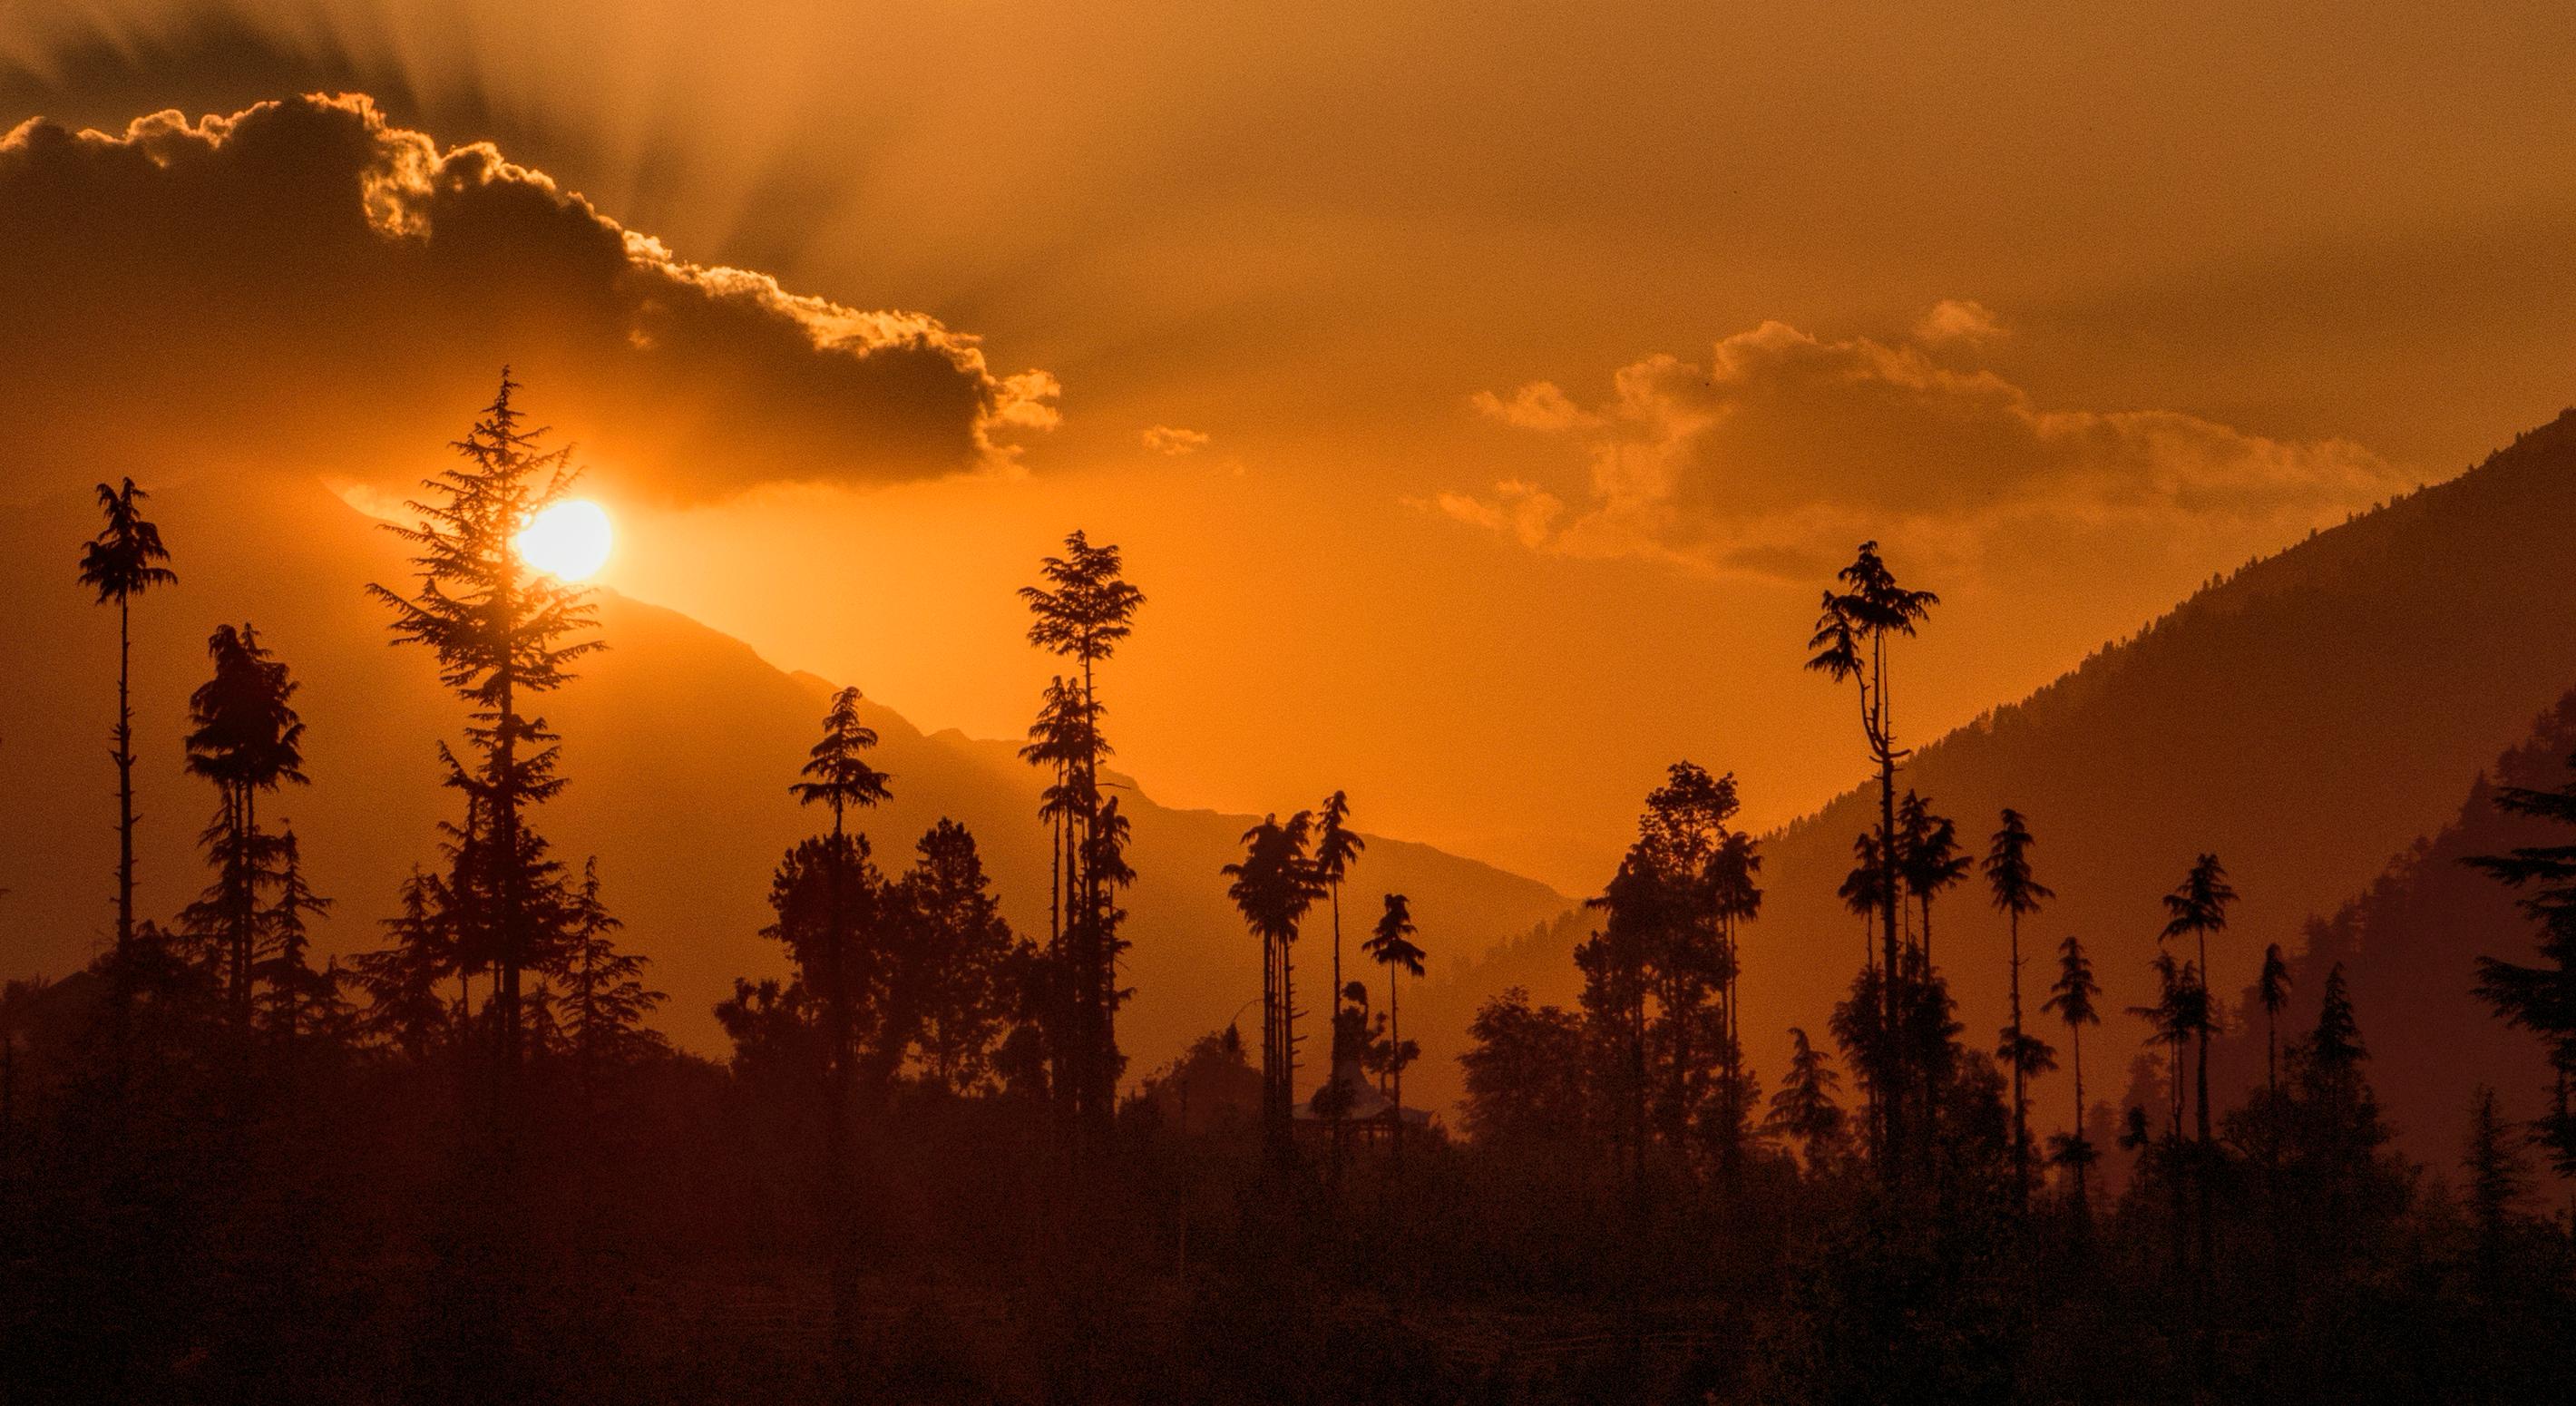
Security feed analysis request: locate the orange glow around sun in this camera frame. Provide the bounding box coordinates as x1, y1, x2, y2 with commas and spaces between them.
517, 499, 614, 581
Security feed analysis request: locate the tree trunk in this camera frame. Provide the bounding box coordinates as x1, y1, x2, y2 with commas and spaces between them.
116, 594, 136, 956
1872, 650, 1905, 1178
1389, 972, 1404, 1170
2008, 911, 2026, 1208
2195, 935, 2215, 1296
2070, 1025, 2089, 1244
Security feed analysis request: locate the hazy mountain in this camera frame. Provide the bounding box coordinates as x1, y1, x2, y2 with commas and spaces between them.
1413, 410, 2576, 1128
0, 473, 1572, 1081
2200, 689, 2576, 1167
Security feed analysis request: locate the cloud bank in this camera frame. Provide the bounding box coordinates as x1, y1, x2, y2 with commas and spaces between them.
1444, 317, 2410, 585
0, 94, 1055, 503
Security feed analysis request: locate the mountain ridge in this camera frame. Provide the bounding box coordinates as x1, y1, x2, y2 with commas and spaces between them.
1407, 408, 2576, 1125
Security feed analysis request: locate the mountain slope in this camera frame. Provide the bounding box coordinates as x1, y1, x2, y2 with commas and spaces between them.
0, 474, 1572, 1077
1416, 410, 2576, 1125
2204, 691, 2576, 1166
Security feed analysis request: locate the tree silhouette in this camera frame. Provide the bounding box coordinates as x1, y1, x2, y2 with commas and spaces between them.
351, 866, 456, 1061
1581, 843, 1664, 1195
1898, 793, 1968, 970
1710, 826, 1764, 1183
78, 477, 177, 960
367, 371, 600, 1077
1223, 811, 1321, 1161
777, 686, 893, 1374
2130, 950, 2197, 1275
181, 623, 307, 1031
2257, 942, 2292, 1099
251, 827, 342, 1050
764, 826, 887, 1376
793, 687, 894, 828
1985, 808, 2055, 1206
2040, 936, 2101, 1230
1765, 1027, 1848, 1172
1364, 893, 1427, 1165
1806, 541, 1936, 1177
893, 821, 1024, 1097
1839, 831, 1888, 979
1642, 764, 1731, 1173
1020, 674, 1094, 1109
1020, 531, 1145, 1146
2463, 1084, 2533, 1266
2284, 964, 2396, 1241
1313, 791, 1365, 1164
555, 860, 662, 1097
2160, 854, 2236, 1150
2467, 750, 2576, 1175
1460, 988, 1589, 1152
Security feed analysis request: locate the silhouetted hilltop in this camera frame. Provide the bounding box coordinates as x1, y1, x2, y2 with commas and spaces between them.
0, 474, 1570, 1076
1421, 410, 2576, 1135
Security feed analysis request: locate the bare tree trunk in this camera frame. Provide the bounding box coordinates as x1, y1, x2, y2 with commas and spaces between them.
116, 594, 135, 957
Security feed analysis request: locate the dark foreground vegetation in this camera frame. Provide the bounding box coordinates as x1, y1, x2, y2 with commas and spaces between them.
5, 375, 2576, 1403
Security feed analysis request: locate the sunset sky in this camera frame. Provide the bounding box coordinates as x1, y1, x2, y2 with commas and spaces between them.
6, 1, 2574, 891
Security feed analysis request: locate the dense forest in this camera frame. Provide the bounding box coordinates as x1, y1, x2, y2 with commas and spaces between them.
5, 375, 2576, 1404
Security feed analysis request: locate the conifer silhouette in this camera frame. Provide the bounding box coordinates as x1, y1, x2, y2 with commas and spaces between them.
1806, 542, 1936, 1177
2043, 934, 2102, 1239
181, 622, 307, 1030
2468, 749, 2576, 1174
1764, 1027, 1848, 1171
367, 371, 600, 1077
2161, 854, 2237, 1150
1223, 810, 1322, 1160
77, 477, 177, 960
351, 866, 456, 1060
2257, 942, 2292, 1099
1020, 532, 1144, 1147
1985, 808, 2054, 1206
1313, 791, 1365, 1163
250, 828, 341, 1050
1364, 893, 1426, 1165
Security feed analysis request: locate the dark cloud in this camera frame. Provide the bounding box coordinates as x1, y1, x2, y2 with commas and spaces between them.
0, 94, 1054, 503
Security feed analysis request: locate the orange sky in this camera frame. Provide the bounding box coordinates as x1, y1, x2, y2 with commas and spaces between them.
6, 1, 2575, 890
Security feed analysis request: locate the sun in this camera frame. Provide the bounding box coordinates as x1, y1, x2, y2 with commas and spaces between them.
516, 498, 614, 581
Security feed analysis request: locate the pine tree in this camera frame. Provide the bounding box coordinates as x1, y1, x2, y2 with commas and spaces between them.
1020, 675, 1093, 1110
1806, 542, 1937, 1177
554, 860, 662, 1095
367, 371, 600, 1076
78, 477, 177, 961
351, 867, 456, 1061
1364, 893, 1427, 1166
763, 825, 888, 1378
251, 829, 343, 1050
1313, 791, 1366, 1159
1898, 793, 1968, 971
2160, 854, 2236, 1149
1222, 811, 1322, 1162
1985, 808, 2055, 1206
2258, 941, 2292, 1098
1020, 531, 1144, 1144
2462, 1084, 2532, 1266
181, 623, 307, 1030
893, 821, 1022, 1096
1765, 1027, 1849, 1171
2468, 749, 2576, 1175
2043, 935, 2102, 1237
